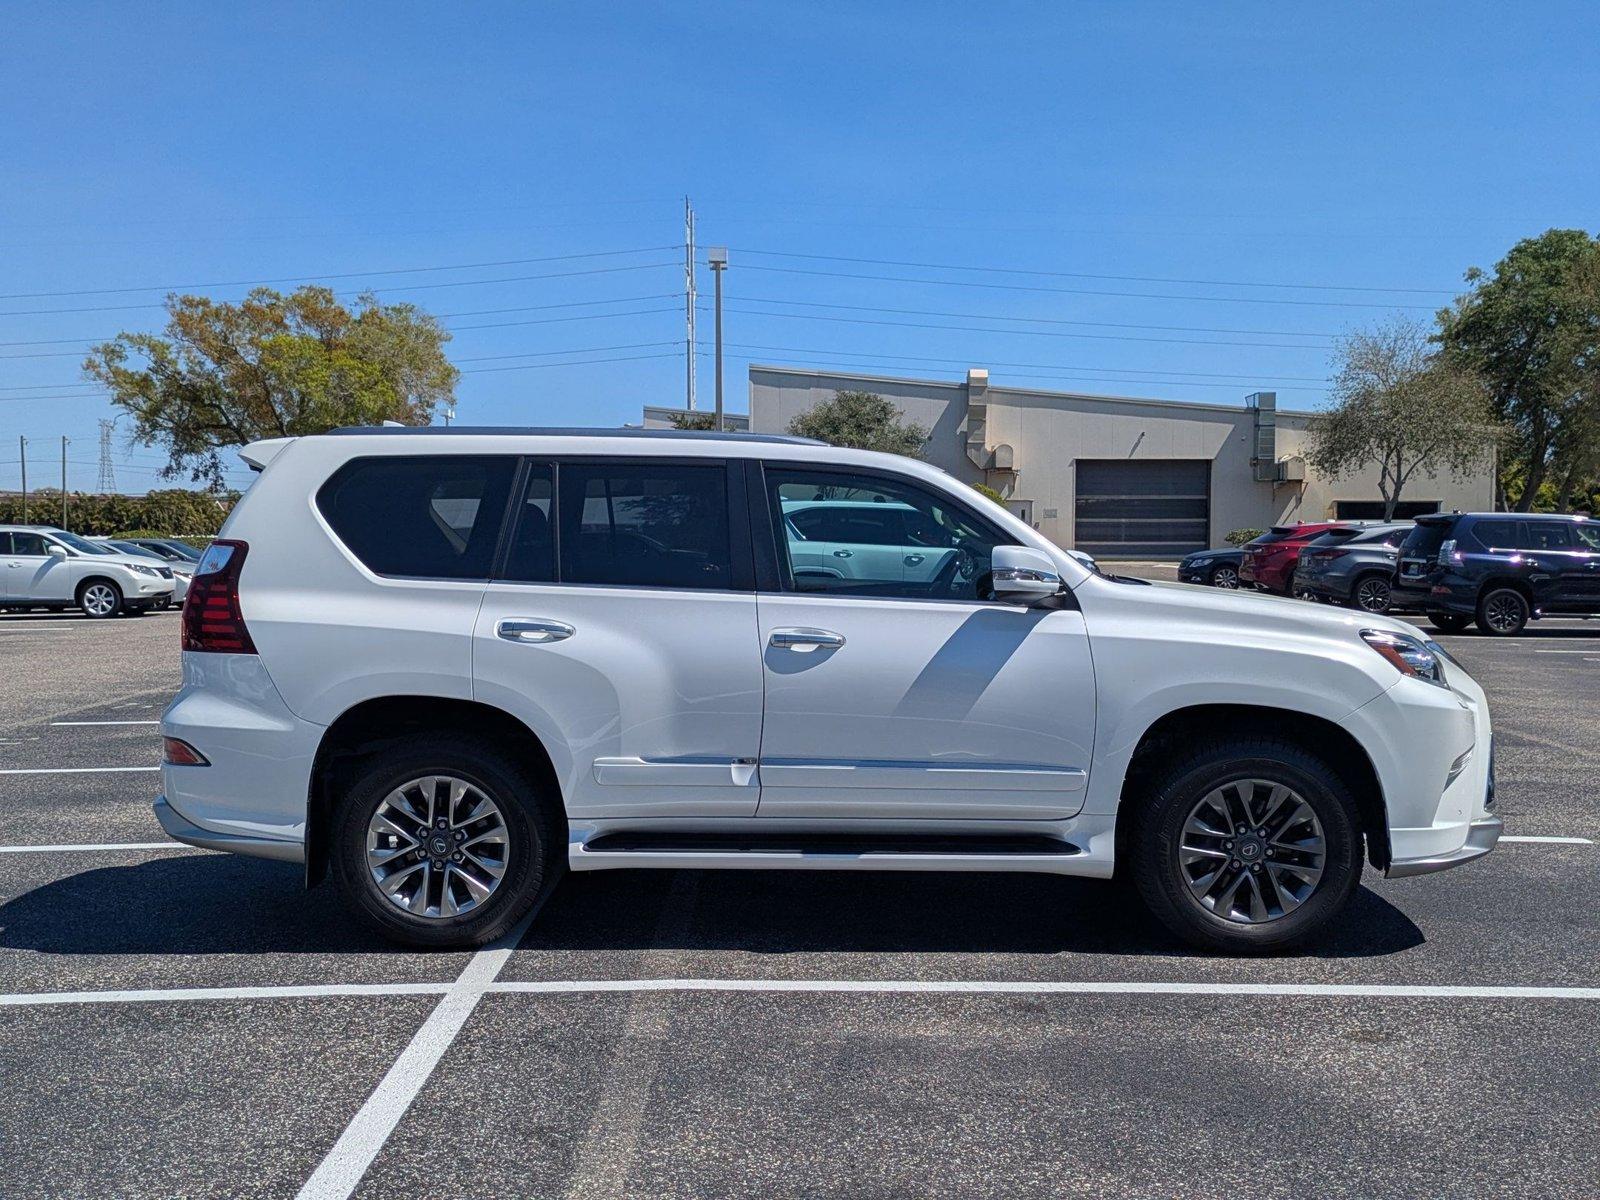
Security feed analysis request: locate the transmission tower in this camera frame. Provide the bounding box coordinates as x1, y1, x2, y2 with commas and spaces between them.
96, 420, 117, 493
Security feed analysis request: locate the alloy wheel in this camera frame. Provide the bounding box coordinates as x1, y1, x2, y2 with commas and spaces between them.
1355, 577, 1392, 612
1177, 779, 1326, 924
81, 584, 118, 617
1483, 592, 1527, 634
366, 775, 509, 919
1211, 566, 1239, 589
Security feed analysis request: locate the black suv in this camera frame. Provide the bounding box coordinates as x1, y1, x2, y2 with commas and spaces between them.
1394, 512, 1600, 635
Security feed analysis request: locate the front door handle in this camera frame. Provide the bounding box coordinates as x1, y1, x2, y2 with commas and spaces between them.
496, 618, 575, 644
832, 549, 853, 558
904, 554, 924, 566
769, 627, 846, 652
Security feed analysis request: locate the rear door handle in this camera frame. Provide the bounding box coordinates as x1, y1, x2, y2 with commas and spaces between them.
769, 627, 845, 651
496, 618, 575, 644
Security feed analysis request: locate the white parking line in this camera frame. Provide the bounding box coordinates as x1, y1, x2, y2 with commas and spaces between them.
0, 765, 160, 775
49, 720, 162, 727
1534, 649, 1600, 654
1501, 835, 1594, 845
294, 904, 545, 1200
0, 842, 193, 854
3, 976, 1599, 1010
0, 982, 452, 1008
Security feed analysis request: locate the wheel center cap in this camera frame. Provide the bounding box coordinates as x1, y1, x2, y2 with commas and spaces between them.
1238, 840, 1263, 862
428, 834, 452, 857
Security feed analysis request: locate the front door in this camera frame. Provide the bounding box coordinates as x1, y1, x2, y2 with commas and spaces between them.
754, 464, 1096, 821
473, 458, 764, 820
10, 532, 74, 602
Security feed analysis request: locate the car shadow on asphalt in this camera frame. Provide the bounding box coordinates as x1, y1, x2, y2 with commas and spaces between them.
0, 854, 1425, 961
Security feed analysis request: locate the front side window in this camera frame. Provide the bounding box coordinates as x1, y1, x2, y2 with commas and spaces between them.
1572, 522, 1600, 551
558, 462, 731, 590
317, 455, 517, 580
12, 532, 51, 556
765, 467, 1005, 601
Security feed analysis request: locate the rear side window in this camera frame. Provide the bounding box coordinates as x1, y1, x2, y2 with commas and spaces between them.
317, 456, 517, 580
1520, 522, 1572, 550
557, 462, 731, 590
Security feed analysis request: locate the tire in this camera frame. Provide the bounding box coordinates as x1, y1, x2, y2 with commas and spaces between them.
1427, 612, 1471, 634
1288, 571, 1318, 602
1128, 739, 1362, 953
331, 734, 556, 948
76, 579, 122, 619
1476, 587, 1530, 636
1209, 564, 1240, 589
1352, 573, 1393, 614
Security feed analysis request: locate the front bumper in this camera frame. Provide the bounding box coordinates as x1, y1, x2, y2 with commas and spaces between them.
1387, 815, 1502, 877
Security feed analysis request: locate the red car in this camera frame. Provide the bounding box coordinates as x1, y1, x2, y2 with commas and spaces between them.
1237, 522, 1347, 594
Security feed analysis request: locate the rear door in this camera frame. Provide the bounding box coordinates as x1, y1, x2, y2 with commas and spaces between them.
473, 457, 764, 820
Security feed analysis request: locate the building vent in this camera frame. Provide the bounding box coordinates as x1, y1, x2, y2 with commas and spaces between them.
1246, 391, 1277, 482
1276, 456, 1306, 483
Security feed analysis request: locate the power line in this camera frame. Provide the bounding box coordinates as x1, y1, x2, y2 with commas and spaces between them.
713, 304, 1336, 351
460, 351, 681, 376
454, 341, 680, 364
0, 246, 678, 300
729, 294, 1338, 339
736, 264, 1439, 311
732, 247, 1455, 296
0, 262, 678, 317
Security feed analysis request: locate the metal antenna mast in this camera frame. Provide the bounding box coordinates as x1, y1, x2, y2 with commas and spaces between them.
684, 197, 697, 411
97, 420, 117, 492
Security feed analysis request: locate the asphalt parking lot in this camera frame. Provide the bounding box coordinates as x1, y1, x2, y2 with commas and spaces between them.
1, 604, 1597, 1199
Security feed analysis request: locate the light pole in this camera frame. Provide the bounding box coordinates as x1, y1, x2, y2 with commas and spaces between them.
60, 436, 69, 528
18, 436, 27, 525
707, 246, 728, 431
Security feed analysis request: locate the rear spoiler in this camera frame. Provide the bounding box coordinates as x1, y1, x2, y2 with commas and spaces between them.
238, 438, 296, 472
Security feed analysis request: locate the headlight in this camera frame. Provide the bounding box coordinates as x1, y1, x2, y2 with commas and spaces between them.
127, 563, 161, 577
1360, 628, 1448, 688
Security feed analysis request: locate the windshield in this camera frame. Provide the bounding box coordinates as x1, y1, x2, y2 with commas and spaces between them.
50, 530, 115, 555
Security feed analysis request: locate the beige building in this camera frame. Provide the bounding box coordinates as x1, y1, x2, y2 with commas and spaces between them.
665, 365, 1492, 558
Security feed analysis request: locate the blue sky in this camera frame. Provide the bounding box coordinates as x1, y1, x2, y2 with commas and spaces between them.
1, 1, 1595, 493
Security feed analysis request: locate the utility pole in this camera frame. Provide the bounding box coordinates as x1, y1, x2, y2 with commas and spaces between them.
60, 436, 69, 528
708, 246, 727, 431
684, 197, 697, 411
18, 435, 27, 524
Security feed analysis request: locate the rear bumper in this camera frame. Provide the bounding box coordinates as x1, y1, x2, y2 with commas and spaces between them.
155, 794, 304, 863
1386, 815, 1502, 878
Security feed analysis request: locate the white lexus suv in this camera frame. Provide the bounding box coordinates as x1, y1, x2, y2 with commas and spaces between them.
156, 428, 1499, 952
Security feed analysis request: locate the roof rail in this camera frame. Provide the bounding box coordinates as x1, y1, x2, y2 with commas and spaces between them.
323, 425, 825, 446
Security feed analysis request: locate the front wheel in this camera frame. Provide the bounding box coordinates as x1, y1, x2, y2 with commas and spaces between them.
1209, 564, 1240, 589
1129, 740, 1362, 953
331, 735, 555, 948
77, 580, 122, 619
1352, 574, 1393, 613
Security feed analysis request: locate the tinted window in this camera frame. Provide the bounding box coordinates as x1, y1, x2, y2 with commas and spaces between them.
558, 462, 731, 589
500, 465, 555, 583
317, 456, 516, 579
767, 468, 1005, 601
1401, 521, 1451, 558
12, 532, 50, 555
0, 533, 10, 554
1520, 522, 1572, 550
1470, 520, 1518, 550
1573, 522, 1600, 551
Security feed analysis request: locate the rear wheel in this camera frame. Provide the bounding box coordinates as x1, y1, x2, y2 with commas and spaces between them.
1427, 611, 1471, 634
1129, 740, 1362, 953
1209, 564, 1239, 589
76, 579, 122, 619
1352, 574, 1393, 613
1476, 587, 1530, 636
331, 734, 555, 948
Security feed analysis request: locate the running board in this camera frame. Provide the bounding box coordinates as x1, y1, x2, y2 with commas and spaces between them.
570, 830, 1083, 874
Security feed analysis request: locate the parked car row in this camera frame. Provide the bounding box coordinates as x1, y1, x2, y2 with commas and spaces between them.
0, 525, 203, 617
1179, 511, 1600, 635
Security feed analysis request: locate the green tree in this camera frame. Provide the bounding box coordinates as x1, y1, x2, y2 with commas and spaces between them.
667, 410, 718, 431
786, 390, 929, 457
84, 286, 459, 488
1437, 229, 1600, 511
1305, 317, 1497, 520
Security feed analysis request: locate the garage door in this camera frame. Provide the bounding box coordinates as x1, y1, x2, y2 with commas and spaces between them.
1074, 460, 1210, 557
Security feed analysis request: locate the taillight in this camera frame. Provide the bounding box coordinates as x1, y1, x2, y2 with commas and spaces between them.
1319, 549, 1350, 560
182, 539, 257, 654
163, 736, 210, 765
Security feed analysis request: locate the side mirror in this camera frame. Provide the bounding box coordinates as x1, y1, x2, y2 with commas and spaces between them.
991, 544, 1064, 604
47, 544, 68, 558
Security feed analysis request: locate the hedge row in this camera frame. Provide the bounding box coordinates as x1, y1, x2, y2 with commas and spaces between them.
0, 489, 233, 538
